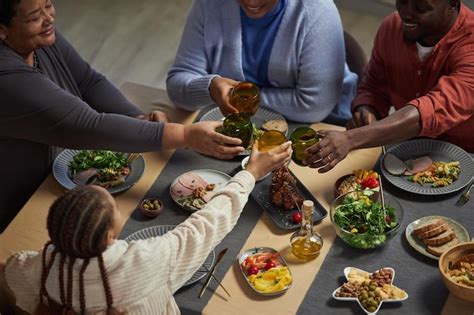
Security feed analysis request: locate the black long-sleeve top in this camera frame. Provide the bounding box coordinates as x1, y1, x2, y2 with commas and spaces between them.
0, 32, 164, 231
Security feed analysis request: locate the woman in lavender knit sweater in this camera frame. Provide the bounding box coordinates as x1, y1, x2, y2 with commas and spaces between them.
167, 0, 357, 124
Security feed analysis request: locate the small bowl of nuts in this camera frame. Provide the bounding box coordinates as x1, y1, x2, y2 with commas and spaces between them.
140, 198, 164, 218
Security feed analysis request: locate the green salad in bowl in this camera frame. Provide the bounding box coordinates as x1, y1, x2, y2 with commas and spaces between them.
330, 190, 403, 249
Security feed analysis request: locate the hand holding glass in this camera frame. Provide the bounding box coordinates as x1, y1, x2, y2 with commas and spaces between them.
223, 113, 253, 148
229, 82, 260, 117
257, 130, 287, 152
290, 127, 319, 166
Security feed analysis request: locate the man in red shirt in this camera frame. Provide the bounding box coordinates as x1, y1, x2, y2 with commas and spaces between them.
305, 0, 474, 172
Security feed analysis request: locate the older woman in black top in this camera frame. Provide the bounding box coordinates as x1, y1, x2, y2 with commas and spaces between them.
0, 0, 244, 231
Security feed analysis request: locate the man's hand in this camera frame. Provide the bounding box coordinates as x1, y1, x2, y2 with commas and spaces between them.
136, 110, 169, 123
184, 121, 245, 159
346, 105, 378, 129
209, 77, 239, 116
303, 130, 354, 173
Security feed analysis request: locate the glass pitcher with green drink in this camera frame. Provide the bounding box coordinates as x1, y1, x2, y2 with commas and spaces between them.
290, 127, 318, 166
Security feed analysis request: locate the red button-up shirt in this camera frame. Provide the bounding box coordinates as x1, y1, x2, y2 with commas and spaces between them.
353, 4, 474, 153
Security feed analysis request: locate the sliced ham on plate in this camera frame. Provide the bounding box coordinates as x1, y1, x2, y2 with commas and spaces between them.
383, 153, 406, 176
72, 168, 99, 186
404, 156, 433, 175
171, 172, 212, 200
178, 172, 209, 190
170, 182, 194, 199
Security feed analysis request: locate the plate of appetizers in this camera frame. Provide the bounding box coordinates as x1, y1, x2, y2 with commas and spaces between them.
405, 215, 470, 260
170, 169, 230, 212
332, 267, 408, 314
125, 225, 215, 286
53, 150, 145, 194
381, 139, 474, 195
251, 166, 327, 230
238, 247, 293, 296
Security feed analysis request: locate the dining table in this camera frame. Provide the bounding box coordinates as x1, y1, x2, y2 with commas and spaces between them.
0, 82, 473, 315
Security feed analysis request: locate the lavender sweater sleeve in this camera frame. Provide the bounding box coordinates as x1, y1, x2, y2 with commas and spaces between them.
166, 0, 356, 123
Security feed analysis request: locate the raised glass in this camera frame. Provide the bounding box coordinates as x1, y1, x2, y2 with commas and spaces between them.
290, 127, 318, 166
229, 82, 260, 117
257, 130, 287, 152
223, 113, 253, 148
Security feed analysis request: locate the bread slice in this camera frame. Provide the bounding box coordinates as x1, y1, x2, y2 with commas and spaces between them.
262, 120, 288, 133
417, 223, 448, 239
427, 236, 460, 257
413, 219, 445, 237
422, 229, 455, 246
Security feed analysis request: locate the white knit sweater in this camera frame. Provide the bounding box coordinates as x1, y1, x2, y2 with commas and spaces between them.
5, 171, 255, 314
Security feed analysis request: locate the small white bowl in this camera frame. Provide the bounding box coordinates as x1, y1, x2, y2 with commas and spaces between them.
241, 156, 271, 182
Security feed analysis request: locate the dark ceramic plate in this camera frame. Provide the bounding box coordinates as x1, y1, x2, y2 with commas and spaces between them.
125, 225, 215, 286
381, 139, 474, 195
251, 169, 327, 230
53, 149, 145, 194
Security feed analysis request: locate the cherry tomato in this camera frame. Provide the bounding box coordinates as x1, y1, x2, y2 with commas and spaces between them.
265, 261, 276, 270
385, 215, 392, 225
247, 265, 259, 276
292, 212, 302, 224
360, 177, 379, 189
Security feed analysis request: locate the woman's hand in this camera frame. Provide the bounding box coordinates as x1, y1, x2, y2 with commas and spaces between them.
209, 77, 239, 116
346, 105, 378, 129
184, 121, 245, 159
303, 130, 354, 173
245, 142, 293, 180
136, 110, 169, 123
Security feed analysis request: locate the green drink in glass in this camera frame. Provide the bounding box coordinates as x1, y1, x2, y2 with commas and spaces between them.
290, 127, 318, 166
223, 113, 253, 148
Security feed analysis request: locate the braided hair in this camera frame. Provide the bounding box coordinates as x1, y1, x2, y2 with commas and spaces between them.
34, 185, 123, 315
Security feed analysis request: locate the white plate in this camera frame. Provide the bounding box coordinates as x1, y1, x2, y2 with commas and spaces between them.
332, 267, 408, 314
125, 225, 215, 287
200, 107, 288, 155
170, 169, 231, 212
240, 156, 270, 182
52, 150, 145, 194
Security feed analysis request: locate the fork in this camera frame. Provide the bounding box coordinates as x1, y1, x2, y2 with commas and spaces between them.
126, 153, 140, 163
456, 181, 474, 206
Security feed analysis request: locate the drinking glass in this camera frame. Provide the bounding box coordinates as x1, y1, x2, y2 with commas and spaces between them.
223, 113, 253, 148
229, 82, 260, 117
257, 130, 287, 152
290, 127, 318, 166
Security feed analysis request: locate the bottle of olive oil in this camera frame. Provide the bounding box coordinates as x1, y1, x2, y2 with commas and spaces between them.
290, 200, 323, 261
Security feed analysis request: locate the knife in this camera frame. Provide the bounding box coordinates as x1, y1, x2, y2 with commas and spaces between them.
198, 248, 228, 298
202, 264, 231, 298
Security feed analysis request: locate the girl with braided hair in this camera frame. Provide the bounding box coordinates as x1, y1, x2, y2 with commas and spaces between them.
5, 141, 292, 314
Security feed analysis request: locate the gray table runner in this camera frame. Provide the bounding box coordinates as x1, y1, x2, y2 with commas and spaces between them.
118, 108, 310, 313
298, 158, 474, 315
119, 148, 262, 314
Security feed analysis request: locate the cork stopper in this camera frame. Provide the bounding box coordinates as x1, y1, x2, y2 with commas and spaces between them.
302, 200, 314, 211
